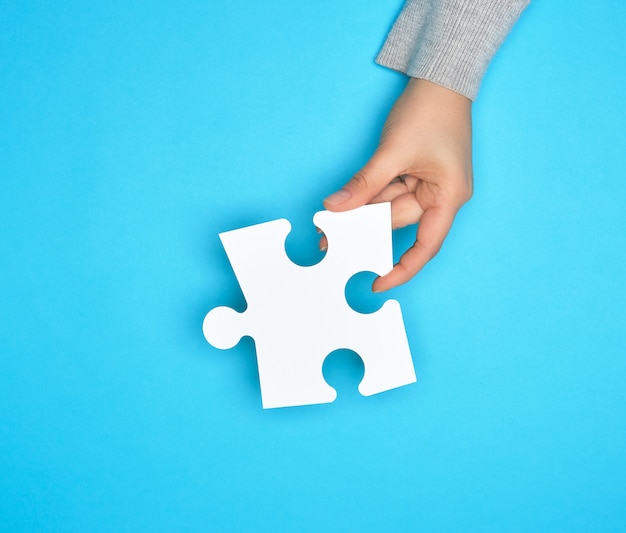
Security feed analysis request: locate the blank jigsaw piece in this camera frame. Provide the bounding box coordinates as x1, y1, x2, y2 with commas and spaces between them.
203, 202, 416, 409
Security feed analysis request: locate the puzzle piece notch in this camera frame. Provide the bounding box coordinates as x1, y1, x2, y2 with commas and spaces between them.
203, 202, 416, 408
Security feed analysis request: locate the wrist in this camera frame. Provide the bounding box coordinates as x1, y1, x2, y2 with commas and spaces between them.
407, 78, 472, 112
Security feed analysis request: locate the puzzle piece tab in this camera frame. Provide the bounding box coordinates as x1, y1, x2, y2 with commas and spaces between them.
203, 202, 416, 409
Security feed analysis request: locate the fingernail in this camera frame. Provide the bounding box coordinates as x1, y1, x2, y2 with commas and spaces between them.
372, 278, 383, 293
319, 243, 328, 251
324, 189, 352, 205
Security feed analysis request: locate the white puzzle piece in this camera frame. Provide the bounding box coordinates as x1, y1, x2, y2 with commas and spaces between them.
203, 202, 416, 409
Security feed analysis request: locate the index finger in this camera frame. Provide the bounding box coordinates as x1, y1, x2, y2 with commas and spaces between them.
373, 205, 457, 292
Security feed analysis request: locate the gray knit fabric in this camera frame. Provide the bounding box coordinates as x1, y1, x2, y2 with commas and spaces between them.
376, 0, 529, 100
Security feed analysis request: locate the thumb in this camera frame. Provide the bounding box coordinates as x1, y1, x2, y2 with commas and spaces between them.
323, 149, 400, 212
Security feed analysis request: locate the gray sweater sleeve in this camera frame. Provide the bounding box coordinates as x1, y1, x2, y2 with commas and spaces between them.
376, 0, 529, 100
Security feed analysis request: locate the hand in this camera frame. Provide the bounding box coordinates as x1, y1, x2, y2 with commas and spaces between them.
323, 78, 473, 291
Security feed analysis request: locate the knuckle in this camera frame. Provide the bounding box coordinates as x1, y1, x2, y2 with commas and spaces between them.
448, 172, 473, 205
459, 185, 473, 204
426, 242, 442, 259
462, 177, 474, 202
349, 171, 370, 192
415, 240, 440, 261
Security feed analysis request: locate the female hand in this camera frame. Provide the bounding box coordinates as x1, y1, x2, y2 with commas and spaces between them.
323, 78, 473, 291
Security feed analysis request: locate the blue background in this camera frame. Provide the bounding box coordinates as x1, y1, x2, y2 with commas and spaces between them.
1, 1, 625, 531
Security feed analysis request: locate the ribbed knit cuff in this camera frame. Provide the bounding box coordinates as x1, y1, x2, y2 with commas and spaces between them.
376, 0, 529, 101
